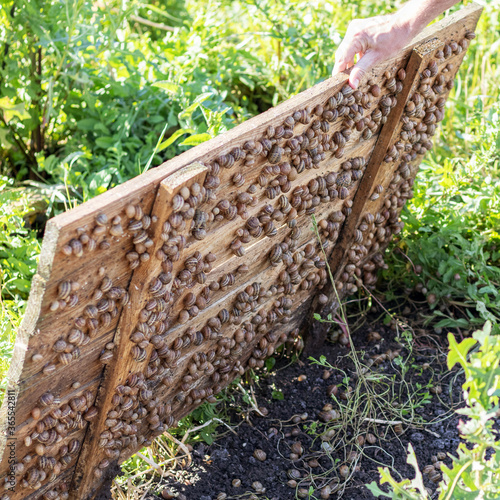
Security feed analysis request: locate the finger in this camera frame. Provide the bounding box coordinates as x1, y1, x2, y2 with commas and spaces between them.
333, 59, 354, 75
332, 46, 353, 74
332, 35, 364, 75
349, 50, 381, 89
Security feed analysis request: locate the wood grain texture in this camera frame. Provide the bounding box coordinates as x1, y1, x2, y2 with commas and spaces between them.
72, 163, 209, 497
0, 5, 482, 499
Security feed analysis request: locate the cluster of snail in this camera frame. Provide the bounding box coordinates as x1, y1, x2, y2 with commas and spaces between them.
423, 452, 447, 484
60, 212, 121, 258
37, 275, 129, 375
335, 36, 473, 295
94, 371, 170, 478
83, 181, 310, 477
87, 319, 301, 478
9, 27, 475, 500
12, 390, 94, 495
200, 81, 397, 228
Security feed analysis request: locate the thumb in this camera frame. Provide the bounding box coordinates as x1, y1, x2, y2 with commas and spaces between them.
349, 50, 381, 89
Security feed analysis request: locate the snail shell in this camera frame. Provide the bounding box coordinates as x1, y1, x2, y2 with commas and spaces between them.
172, 194, 184, 212
67, 239, 83, 258
128, 219, 143, 232
287, 469, 301, 480
95, 213, 108, 226
39, 392, 54, 407
386, 77, 396, 91
253, 449, 267, 462
110, 224, 123, 236
336, 171, 352, 187
268, 144, 283, 164
68, 328, 85, 345
339, 187, 349, 200
341, 84, 353, 97
291, 442, 303, 455
362, 128, 373, 140
131, 346, 147, 362
61, 244, 73, 256
100, 350, 114, 363
58, 353, 73, 365
84, 305, 98, 319
57, 281, 71, 300
369, 84, 381, 97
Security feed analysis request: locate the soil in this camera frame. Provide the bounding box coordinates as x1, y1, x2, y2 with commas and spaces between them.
142, 311, 467, 500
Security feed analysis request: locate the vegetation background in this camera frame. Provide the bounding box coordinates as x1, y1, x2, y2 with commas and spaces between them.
0, 0, 499, 496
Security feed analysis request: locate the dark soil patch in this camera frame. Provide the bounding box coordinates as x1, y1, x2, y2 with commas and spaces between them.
149, 314, 465, 500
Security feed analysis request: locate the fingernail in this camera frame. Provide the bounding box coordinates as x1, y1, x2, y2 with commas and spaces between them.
352, 78, 359, 89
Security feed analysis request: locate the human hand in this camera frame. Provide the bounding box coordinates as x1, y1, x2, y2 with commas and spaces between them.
332, 14, 415, 89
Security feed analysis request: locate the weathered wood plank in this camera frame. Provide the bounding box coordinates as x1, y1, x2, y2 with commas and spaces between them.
72, 163, 209, 497
331, 38, 444, 265
115, 296, 313, 464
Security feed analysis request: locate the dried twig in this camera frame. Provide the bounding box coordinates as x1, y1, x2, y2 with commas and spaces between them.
364, 417, 403, 425
163, 431, 192, 467
129, 458, 180, 480
237, 382, 265, 416
423, 428, 441, 438
135, 452, 162, 471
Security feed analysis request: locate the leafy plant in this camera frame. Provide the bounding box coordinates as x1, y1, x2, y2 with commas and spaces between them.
0, 176, 41, 402
367, 321, 500, 499
381, 101, 500, 330
367, 444, 429, 499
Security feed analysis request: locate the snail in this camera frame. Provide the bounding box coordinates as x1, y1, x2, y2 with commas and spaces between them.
253, 449, 267, 462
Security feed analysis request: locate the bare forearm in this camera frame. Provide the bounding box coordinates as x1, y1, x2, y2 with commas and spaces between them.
396, 0, 461, 37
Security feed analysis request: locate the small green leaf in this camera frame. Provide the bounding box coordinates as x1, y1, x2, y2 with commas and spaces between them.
95, 136, 116, 148
152, 81, 181, 94
272, 390, 284, 400
158, 128, 194, 152
447, 333, 477, 371
200, 430, 214, 445
265, 357, 276, 371
76, 118, 99, 131
179, 133, 212, 146
406, 444, 426, 494
365, 481, 391, 498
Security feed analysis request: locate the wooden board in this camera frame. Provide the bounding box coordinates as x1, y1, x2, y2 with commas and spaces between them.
0, 4, 481, 499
